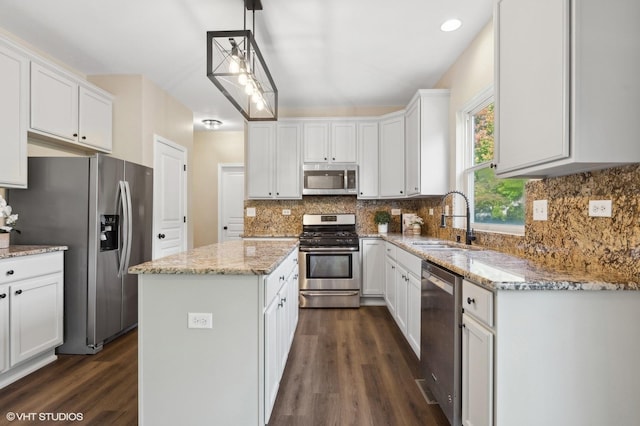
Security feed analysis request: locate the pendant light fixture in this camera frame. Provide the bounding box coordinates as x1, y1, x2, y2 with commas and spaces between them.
206, 0, 278, 121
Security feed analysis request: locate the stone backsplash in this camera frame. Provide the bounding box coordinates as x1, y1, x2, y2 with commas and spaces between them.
244, 164, 639, 280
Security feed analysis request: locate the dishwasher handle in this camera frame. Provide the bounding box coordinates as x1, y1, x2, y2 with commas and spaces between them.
424, 273, 454, 295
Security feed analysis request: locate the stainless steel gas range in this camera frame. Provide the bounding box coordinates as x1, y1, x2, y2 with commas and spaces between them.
298, 214, 361, 308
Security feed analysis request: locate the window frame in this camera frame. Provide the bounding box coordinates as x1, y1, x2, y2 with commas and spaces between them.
455, 85, 525, 236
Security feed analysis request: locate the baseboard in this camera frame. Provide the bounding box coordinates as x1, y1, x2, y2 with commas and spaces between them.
0, 350, 58, 390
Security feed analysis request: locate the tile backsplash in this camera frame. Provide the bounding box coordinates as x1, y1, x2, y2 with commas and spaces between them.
244, 164, 639, 280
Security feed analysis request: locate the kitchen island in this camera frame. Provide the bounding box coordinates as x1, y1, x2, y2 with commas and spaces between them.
129, 239, 299, 426
380, 234, 640, 426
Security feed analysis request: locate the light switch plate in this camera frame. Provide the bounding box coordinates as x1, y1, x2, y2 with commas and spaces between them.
533, 200, 548, 221
282, 209, 291, 216
589, 200, 612, 217
246, 207, 256, 217
391, 209, 401, 215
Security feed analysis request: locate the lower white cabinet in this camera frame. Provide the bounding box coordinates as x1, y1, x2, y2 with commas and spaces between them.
0, 251, 64, 388
461, 279, 494, 426
361, 238, 384, 296
264, 250, 299, 423
383, 241, 421, 358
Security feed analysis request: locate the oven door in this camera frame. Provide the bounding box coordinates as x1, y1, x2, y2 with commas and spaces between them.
298, 250, 361, 290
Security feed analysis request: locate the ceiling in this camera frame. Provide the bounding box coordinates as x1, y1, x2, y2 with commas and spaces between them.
0, 0, 493, 131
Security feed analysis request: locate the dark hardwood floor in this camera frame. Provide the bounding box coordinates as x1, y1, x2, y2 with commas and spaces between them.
0, 329, 138, 426
269, 307, 449, 426
0, 306, 448, 426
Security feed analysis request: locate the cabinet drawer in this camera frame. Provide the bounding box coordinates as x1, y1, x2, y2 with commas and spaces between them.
462, 279, 494, 328
385, 242, 397, 259
0, 252, 63, 285
396, 248, 421, 277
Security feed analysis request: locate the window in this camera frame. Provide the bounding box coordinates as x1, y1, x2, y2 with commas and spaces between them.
458, 87, 527, 234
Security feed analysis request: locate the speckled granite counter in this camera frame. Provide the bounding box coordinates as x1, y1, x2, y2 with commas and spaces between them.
379, 234, 639, 291
0, 245, 68, 260
129, 239, 298, 275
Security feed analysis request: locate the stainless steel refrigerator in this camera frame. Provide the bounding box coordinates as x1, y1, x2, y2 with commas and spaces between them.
9, 154, 152, 354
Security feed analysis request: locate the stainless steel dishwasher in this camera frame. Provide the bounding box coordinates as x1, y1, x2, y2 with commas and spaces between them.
420, 261, 461, 426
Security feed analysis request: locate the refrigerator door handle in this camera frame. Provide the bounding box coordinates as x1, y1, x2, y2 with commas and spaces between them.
123, 180, 133, 273
117, 181, 130, 277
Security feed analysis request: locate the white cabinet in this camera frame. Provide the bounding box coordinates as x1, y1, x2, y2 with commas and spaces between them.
303, 120, 357, 163
495, 0, 640, 178
247, 122, 302, 199
361, 238, 384, 296
379, 112, 405, 197
461, 279, 494, 426
383, 241, 422, 358
0, 285, 8, 374
263, 249, 298, 423
404, 90, 449, 196
30, 61, 113, 152
0, 41, 29, 189
0, 251, 64, 389
357, 121, 379, 199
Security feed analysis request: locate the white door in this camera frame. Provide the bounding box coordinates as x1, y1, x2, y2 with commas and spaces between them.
153, 136, 187, 259
218, 165, 244, 242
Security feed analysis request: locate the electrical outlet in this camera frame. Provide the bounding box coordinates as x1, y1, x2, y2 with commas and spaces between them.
188, 313, 212, 329
589, 200, 612, 217
246, 207, 256, 217
428, 208, 434, 216
282, 209, 291, 216
391, 209, 401, 215
533, 200, 548, 221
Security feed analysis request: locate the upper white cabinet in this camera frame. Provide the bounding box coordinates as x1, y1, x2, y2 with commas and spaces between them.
303, 120, 357, 163
405, 90, 449, 196
379, 111, 405, 198
357, 121, 379, 199
30, 61, 113, 153
247, 121, 302, 199
495, 0, 640, 178
0, 41, 28, 189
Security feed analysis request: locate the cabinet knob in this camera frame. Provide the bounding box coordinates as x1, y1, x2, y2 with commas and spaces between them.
280, 275, 285, 281
400, 190, 403, 194
467, 297, 476, 305
15, 289, 23, 295
223, 226, 228, 230
324, 157, 327, 161
6, 269, 14, 276
268, 192, 272, 195
0, 293, 6, 299
490, 163, 497, 169
73, 133, 78, 137
82, 136, 87, 140
276, 192, 279, 196
158, 233, 166, 239
332, 157, 335, 161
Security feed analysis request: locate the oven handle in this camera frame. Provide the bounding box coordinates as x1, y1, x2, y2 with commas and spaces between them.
300, 291, 360, 297
299, 247, 360, 252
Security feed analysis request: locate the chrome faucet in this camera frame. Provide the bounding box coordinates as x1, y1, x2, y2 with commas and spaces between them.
440, 190, 476, 245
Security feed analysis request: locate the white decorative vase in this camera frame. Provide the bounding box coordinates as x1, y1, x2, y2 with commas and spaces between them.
378, 223, 388, 234
0, 233, 9, 249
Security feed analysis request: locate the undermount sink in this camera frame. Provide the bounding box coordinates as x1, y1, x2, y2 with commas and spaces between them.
410, 241, 469, 251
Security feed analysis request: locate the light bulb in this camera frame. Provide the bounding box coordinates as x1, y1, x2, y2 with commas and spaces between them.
244, 80, 255, 95
229, 60, 240, 74
440, 19, 462, 32
251, 91, 261, 103
238, 72, 248, 86
256, 98, 265, 111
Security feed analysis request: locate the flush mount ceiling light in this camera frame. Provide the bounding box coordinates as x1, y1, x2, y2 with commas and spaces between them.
202, 119, 223, 129
440, 18, 462, 32
207, 0, 278, 121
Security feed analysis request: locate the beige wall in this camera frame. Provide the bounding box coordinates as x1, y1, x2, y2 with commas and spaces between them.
434, 20, 494, 190
193, 131, 244, 247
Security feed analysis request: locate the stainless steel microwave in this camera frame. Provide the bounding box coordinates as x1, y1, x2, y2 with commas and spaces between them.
302, 164, 358, 195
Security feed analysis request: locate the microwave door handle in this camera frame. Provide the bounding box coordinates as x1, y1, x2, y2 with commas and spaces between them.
344, 169, 348, 190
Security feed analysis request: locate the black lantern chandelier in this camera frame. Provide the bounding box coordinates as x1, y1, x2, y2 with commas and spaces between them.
206, 0, 278, 121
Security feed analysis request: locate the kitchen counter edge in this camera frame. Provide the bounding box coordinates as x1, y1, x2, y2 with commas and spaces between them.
376, 234, 639, 292
0, 245, 69, 260
128, 239, 299, 276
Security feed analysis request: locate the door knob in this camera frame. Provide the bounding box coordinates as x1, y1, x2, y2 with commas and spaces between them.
158, 233, 166, 239
223, 226, 228, 230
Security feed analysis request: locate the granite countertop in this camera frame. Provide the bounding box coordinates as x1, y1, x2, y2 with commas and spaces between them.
0, 245, 68, 260
129, 239, 299, 275
379, 233, 639, 291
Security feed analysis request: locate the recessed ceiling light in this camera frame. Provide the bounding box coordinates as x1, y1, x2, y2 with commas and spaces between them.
440, 19, 462, 32
202, 119, 222, 130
